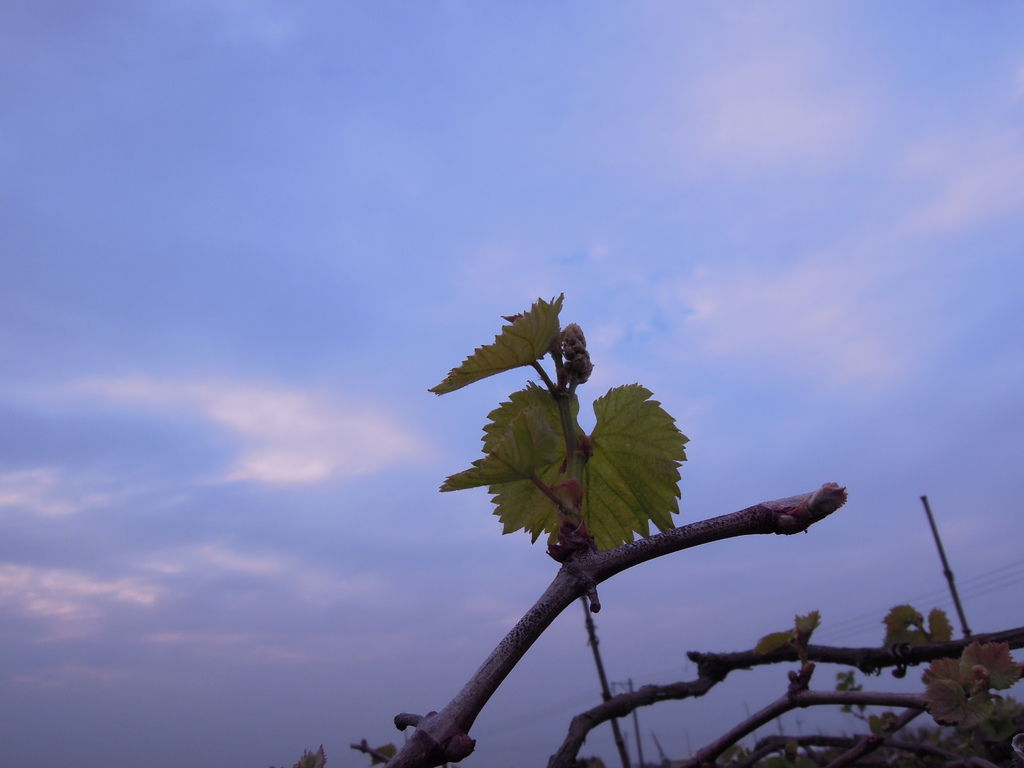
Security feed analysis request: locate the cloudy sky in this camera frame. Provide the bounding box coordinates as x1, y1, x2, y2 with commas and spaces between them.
3, 2, 1024, 767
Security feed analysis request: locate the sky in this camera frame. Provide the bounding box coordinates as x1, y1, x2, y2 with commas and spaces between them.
2, 2, 1024, 767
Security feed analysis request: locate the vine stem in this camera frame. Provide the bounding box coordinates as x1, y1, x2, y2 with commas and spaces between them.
530, 474, 569, 515
555, 393, 579, 480
531, 360, 558, 394
384, 483, 847, 768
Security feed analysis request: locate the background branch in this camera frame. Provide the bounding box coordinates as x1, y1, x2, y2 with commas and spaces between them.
547, 627, 1024, 767
744, 733, 1000, 768
823, 707, 921, 768
679, 691, 927, 768
690, 625, 1024, 679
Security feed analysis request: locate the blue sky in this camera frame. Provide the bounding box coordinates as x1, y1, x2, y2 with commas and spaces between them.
3, 2, 1024, 767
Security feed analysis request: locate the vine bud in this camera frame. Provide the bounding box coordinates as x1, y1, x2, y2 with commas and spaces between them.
560, 323, 593, 385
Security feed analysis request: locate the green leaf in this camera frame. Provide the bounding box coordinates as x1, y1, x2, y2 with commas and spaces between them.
442, 384, 576, 543
370, 744, 396, 766
480, 382, 568, 454
867, 712, 899, 735
755, 631, 793, 655
835, 670, 861, 693
925, 684, 987, 729
795, 610, 821, 639
961, 641, 1022, 691
490, 459, 565, 543
582, 384, 688, 550
290, 746, 327, 768
883, 604, 926, 645
440, 405, 559, 490
927, 608, 953, 642
922, 651, 1001, 728
430, 295, 564, 394
922, 657, 961, 686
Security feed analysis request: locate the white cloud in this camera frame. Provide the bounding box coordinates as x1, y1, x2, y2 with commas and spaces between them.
13, 663, 132, 689
901, 133, 1024, 234
0, 468, 117, 517
691, 54, 865, 167
146, 630, 315, 664
0, 469, 80, 517
668, 256, 919, 390
683, 9, 867, 168
193, 543, 286, 575
0, 563, 160, 635
145, 542, 284, 578
160, 0, 300, 49
142, 541, 389, 605
69, 376, 427, 485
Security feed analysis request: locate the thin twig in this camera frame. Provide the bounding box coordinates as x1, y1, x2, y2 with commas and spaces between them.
531, 360, 558, 394
823, 707, 921, 768
352, 739, 394, 764
678, 691, 927, 768
744, 734, 1001, 768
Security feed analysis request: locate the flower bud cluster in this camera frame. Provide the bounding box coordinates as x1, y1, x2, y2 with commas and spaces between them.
560, 323, 593, 385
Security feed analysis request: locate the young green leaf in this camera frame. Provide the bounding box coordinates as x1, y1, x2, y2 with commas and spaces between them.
882, 604, 925, 645
479, 383, 568, 454
582, 384, 688, 550
922, 657, 961, 686
441, 383, 576, 542
867, 712, 899, 735
835, 670, 862, 693
921, 645, 1015, 729
440, 406, 560, 490
429, 294, 564, 395
924, 678, 992, 728
369, 744, 396, 766
960, 641, 1022, 690
755, 631, 793, 655
794, 610, 821, 640
927, 608, 953, 642
490, 460, 565, 543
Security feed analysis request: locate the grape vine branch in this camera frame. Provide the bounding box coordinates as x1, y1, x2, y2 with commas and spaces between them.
335, 295, 1021, 768
386, 484, 847, 768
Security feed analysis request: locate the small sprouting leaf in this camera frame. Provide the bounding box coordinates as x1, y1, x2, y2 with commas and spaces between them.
927, 608, 953, 642
290, 746, 328, 768
961, 641, 1022, 690
883, 604, 925, 645
795, 610, 821, 639
370, 744, 396, 766
867, 712, 898, 735
430, 295, 564, 395
755, 631, 793, 655
582, 384, 688, 549
836, 670, 864, 713
835, 670, 861, 693
440, 406, 559, 490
